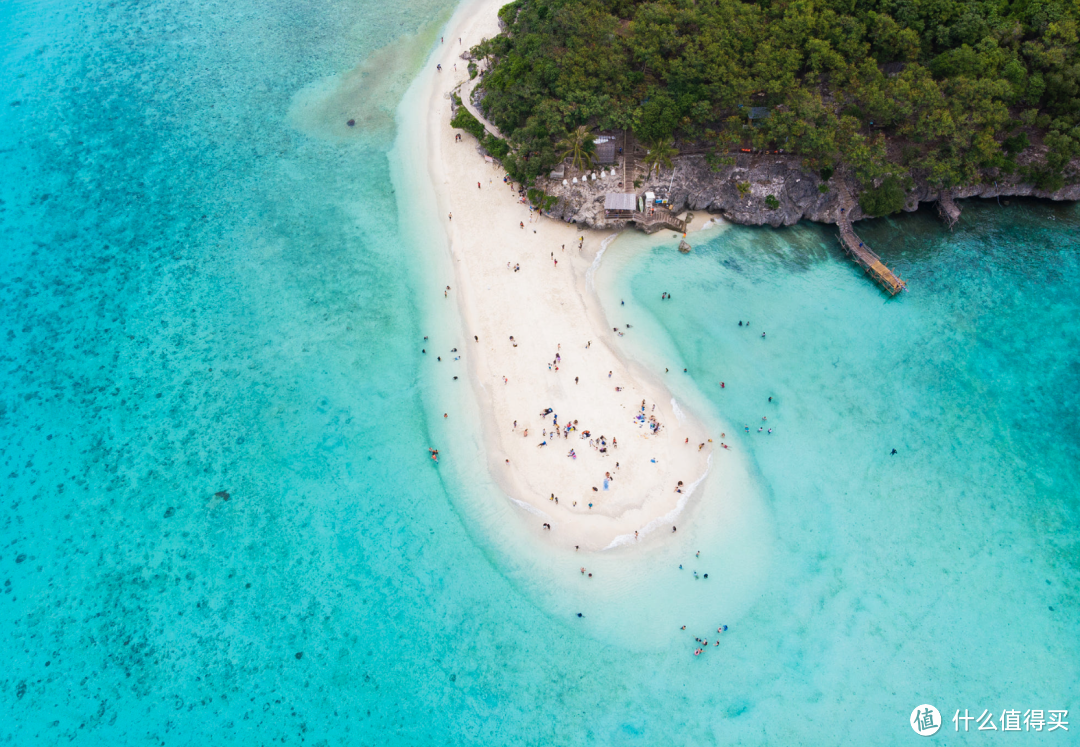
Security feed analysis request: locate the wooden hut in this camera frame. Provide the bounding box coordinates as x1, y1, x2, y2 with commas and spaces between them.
596, 140, 617, 165
604, 192, 637, 220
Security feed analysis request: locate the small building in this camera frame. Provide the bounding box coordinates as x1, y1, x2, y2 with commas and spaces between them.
604, 192, 637, 220
748, 107, 771, 125
596, 140, 617, 164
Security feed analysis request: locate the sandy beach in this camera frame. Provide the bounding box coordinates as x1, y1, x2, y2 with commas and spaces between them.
418, 0, 713, 550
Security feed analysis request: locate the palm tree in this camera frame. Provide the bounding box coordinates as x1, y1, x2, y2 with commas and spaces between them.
557, 125, 597, 172
641, 138, 678, 178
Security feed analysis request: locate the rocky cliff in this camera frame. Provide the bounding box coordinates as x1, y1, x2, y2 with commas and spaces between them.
537, 153, 1080, 230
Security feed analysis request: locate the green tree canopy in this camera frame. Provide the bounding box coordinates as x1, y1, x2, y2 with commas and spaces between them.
469, 0, 1080, 190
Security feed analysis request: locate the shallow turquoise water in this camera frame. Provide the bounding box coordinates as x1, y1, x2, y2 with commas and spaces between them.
1, 0, 1077, 742
599, 201, 1079, 741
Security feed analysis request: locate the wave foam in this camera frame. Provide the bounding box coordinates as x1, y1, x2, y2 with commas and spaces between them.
585, 233, 620, 292
601, 454, 712, 550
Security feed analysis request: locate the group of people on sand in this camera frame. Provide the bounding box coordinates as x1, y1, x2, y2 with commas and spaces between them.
634, 399, 663, 434
587, 433, 613, 455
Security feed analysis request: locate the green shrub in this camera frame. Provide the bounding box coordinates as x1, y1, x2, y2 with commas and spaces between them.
818, 183, 830, 194
526, 188, 559, 211
449, 95, 485, 141
1003, 133, 1029, 155
1028, 167, 1066, 192
765, 194, 780, 209
483, 133, 510, 159
468, 61, 478, 80
859, 176, 907, 216
634, 93, 680, 143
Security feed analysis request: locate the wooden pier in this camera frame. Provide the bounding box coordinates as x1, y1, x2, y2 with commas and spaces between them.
936, 189, 961, 229
837, 186, 907, 295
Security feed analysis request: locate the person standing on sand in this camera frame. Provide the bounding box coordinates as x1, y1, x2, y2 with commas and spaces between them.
520, 222, 524, 229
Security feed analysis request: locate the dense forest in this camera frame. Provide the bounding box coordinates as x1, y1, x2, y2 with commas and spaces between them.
466, 0, 1080, 213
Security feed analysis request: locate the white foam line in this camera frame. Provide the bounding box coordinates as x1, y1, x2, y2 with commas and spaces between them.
511, 496, 550, 519
585, 233, 620, 292
671, 397, 686, 423
601, 454, 712, 550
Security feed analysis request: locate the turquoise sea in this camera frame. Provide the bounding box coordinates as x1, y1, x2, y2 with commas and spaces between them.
1, 0, 1076, 743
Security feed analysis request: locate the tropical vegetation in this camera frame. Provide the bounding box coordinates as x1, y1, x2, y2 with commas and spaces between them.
462, 0, 1080, 211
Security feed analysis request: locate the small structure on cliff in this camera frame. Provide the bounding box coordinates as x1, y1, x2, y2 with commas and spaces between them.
596, 138, 617, 165
748, 107, 771, 125
603, 191, 688, 234
936, 190, 961, 229
604, 192, 637, 219
837, 185, 906, 295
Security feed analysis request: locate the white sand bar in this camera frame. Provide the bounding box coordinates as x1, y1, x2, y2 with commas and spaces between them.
421, 0, 713, 550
